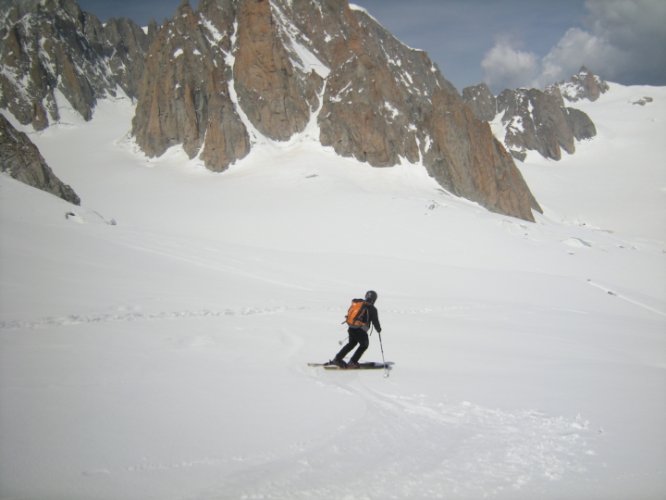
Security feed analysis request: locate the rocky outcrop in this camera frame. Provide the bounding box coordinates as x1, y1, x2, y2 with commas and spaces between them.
131, 1, 250, 167
130, 0, 540, 220
463, 68, 605, 161
423, 87, 540, 219
0, 114, 80, 204
555, 66, 609, 103
233, 0, 313, 140
495, 85, 597, 161
0, 0, 151, 130
462, 83, 497, 122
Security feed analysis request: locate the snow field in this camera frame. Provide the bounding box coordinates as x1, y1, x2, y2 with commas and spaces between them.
1, 84, 665, 499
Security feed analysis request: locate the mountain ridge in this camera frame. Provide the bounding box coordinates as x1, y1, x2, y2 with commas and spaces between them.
463, 67, 608, 161
0, 0, 626, 222
0, 0, 546, 220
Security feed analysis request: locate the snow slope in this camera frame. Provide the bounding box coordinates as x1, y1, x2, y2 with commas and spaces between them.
1, 84, 665, 499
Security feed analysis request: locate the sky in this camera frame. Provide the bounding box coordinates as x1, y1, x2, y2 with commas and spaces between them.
77, 0, 666, 93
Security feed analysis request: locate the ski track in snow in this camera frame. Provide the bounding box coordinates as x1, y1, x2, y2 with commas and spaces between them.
216, 378, 599, 500
0, 304, 504, 332
586, 279, 666, 317
0, 307, 290, 331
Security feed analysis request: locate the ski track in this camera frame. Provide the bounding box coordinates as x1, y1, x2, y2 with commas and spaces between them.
0, 304, 507, 332
212, 378, 599, 500
0, 306, 290, 331
586, 279, 666, 317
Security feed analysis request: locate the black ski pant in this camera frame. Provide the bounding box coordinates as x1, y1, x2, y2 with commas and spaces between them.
335, 327, 369, 363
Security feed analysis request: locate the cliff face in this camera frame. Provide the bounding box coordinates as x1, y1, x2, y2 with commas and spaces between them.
463, 68, 605, 161
0, 114, 80, 204
1, 0, 542, 221
0, 0, 151, 130
131, 0, 539, 220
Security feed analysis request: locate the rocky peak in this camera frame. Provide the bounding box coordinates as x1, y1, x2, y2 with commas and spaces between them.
554, 66, 610, 103
131, 0, 251, 168
0, 0, 151, 130
2, 0, 542, 221
494, 86, 596, 161
463, 68, 603, 161
133, 0, 540, 219
461, 83, 497, 122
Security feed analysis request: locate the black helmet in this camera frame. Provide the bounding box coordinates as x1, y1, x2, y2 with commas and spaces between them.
365, 290, 378, 304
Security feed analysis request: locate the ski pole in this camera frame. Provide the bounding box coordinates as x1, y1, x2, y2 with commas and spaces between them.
377, 329, 389, 378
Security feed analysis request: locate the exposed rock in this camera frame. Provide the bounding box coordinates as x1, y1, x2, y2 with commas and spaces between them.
314, 4, 539, 219
233, 0, 311, 140
133, 0, 540, 220
462, 83, 497, 122
2, 0, 542, 221
565, 107, 596, 142
131, 0, 250, 167
0, 0, 151, 130
0, 114, 80, 204
424, 87, 540, 219
632, 96, 653, 106
555, 66, 610, 103
496, 85, 596, 161
463, 68, 605, 161
497, 87, 571, 160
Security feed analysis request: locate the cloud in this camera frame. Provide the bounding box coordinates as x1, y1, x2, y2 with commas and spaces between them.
482, 0, 666, 91
480, 37, 540, 90
541, 0, 666, 85
537, 27, 625, 87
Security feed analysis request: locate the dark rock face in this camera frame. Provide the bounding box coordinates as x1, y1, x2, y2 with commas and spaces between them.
496, 86, 597, 161
131, 1, 250, 167
565, 107, 596, 142
493, 86, 598, 162
556, 66, 609, 103
0, 0, 151, 130
233, 0, 312, 140
462, 83, 497, 122
290, 2, 539, 219
0, 114, 80, 204
424, 87, 540, 219
497, 87, 574, 161
462, 68, 606, 161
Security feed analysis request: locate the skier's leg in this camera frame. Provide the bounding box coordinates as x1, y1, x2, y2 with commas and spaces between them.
334, 329, 359, 362
349, 331, 369, 363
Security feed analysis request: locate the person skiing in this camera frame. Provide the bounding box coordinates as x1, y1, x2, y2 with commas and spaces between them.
331, 290, 382, 368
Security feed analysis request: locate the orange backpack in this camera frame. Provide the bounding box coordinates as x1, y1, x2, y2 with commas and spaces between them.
344, 299, 370, 329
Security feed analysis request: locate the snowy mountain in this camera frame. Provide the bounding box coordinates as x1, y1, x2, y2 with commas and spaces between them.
463, 67, 605, 161
1, 0, 539, 221
1, 1, 665, 499
0, 0, 151, 129
0, 76, 665, 499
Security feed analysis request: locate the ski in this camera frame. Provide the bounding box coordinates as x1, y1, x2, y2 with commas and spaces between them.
307, 361, 393, 370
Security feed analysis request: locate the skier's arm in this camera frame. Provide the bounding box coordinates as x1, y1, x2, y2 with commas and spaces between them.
371, 307, 381, 333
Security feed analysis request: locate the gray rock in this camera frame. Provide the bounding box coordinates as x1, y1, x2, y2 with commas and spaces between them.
462, 83, 497, 122
0, 114, 80, 204
497, 86, 594, 161
0, 0, 151, 129
555, 66, 610, 103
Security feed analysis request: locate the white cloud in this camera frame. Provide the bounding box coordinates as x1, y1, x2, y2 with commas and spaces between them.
536, 27, 625, 87
480, 37, 539, 91
482, 0, 666, 91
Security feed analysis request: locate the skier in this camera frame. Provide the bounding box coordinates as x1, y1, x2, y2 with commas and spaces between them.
331, 290, 382, 368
